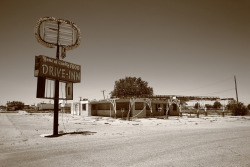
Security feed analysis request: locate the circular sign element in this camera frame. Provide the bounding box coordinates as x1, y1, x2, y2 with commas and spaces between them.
35, 17, 81, 50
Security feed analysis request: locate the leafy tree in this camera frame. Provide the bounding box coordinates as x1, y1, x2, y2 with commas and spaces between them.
231, 102, 248, 116
213, 101, 222, 110
7, 101, 24, 110
111, 77, 153, 98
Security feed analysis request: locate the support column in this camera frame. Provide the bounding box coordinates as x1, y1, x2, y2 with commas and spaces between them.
53, 45, 60, 136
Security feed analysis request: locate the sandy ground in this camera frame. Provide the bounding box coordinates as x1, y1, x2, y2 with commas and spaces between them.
1, 111, 250, 167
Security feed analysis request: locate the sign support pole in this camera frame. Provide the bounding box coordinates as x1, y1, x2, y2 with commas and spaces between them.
53, 44, 60, 136
53, 22, 60, 136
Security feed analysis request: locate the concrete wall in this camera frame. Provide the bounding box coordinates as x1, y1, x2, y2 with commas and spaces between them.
97, 110, 113, 117
131, 102, 146, 118
116, 110, 128, 118
132, 109, 146, 118
37, 103, 61, 110
96, 109, 129, 118
88, 103, 92, 116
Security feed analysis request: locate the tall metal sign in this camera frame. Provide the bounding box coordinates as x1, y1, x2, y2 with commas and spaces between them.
34, 17, 81, 136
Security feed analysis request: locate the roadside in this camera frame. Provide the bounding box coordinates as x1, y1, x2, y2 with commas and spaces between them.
1, 112, 250, 167
1, 112, 250, 149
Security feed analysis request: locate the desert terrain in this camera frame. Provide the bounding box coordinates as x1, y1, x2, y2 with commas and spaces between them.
1, 111, 250, 167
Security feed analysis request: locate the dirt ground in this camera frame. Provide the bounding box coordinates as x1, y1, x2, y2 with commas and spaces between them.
1, 111, 250, 167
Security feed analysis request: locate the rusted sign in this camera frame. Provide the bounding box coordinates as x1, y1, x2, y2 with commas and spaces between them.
35, 55, 81, 83
34, 17, 81, 50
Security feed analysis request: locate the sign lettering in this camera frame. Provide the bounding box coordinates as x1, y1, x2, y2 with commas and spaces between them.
35, 55, 81, 83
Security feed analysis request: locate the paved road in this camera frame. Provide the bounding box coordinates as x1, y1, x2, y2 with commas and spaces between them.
1, 114, 250, 167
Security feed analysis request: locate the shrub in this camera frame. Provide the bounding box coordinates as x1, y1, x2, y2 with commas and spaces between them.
213, 101, 222, 110
231, 102, 248, 116
205, 104, 213, 110
247, 104, 250, 110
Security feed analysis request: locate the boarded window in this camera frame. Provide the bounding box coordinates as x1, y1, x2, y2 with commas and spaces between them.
135, 102, 144, 110
116, 102, 129, 110
173, 103, 177, 111
91, 104, 97, 110
98, 103, 111, 110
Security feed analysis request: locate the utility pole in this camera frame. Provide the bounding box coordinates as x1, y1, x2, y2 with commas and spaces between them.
234, 75, 239, 105
101, 90, 106, 99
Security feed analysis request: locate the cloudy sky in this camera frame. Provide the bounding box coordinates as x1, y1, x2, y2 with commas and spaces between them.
0, 0, 250, 105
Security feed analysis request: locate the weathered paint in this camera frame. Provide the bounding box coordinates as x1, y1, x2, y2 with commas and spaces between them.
35, 55, 81, 83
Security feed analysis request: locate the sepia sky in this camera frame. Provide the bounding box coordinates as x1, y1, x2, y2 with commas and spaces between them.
0, 0, 250, 105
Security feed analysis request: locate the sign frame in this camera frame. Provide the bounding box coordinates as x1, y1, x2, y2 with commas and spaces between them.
35, 55, 81, 83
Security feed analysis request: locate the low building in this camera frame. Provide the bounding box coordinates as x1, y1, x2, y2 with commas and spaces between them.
37, 103, 56, 111
70, 95, 233, 118
71, 97, 182, 118
71, 100, 90, 116
37, 103, 71, 112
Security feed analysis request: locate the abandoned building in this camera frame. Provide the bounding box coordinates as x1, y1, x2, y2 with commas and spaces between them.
71, 95, 227, 118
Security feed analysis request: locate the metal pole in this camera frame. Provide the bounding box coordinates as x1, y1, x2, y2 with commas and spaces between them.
53, 22, 60, 136
53, 45, 59, 136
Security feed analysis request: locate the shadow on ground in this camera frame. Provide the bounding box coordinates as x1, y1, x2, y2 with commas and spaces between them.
43, 131, 97, 138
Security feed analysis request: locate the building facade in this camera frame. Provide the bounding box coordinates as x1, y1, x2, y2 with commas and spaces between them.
71, 98, 181, 118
